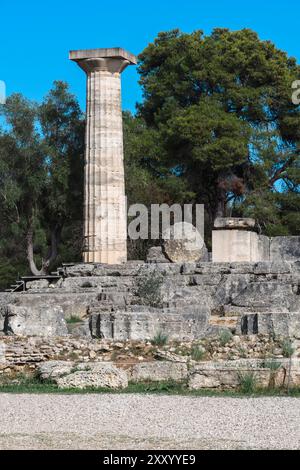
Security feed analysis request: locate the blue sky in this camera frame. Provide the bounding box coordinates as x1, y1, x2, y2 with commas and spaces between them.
0, 0, 299, 113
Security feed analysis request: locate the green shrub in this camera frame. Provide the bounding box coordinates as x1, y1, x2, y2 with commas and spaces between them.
66, 315, 82, 324
237, 346, 247, 358
151, 331, 168, 346
219, 330, 233, 346
135, 269, 165, 307
239, 372, 257, 394
191, 345, 205, 361
282, 339, 294, 358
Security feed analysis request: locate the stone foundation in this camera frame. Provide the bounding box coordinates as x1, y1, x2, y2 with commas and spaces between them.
1, 259, 299, 342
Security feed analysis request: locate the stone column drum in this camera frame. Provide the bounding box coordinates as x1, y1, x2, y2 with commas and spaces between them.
69, 48, 137, 264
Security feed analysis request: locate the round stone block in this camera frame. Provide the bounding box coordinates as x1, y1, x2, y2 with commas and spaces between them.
162, 222, 205, 263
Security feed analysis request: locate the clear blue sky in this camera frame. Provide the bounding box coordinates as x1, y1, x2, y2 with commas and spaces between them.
0, 0, 299, 113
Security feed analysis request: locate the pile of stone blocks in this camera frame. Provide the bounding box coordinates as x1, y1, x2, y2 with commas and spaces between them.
1, 258, 299, 342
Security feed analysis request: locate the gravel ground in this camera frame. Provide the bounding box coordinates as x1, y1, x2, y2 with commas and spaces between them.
0, 394, 299, 450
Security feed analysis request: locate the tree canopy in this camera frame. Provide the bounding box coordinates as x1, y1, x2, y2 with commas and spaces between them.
0, 81, 84, 288
136, 28, 300, 233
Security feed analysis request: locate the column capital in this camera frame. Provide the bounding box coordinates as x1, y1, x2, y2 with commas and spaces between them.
69, 47, 137, 74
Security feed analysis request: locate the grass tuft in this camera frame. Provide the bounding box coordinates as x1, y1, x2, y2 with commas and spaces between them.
151, 331, 168, 346
219, 330, 233, 346
66, 316, 82, 324
281, 339, 294, 358
238, 372, 257, 394
191, 345, 205, 361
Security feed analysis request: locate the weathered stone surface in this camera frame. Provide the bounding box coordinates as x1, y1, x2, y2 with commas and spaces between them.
38, 361, 74, 380
67, 319, 92, 338
188, 361, 271, 390
258, 235, 270, 261
153, 349, 189, 362
38, 360, 128, 389
253, 261, 291, 275
232, 282, 295, 311
163, 222, 206, 263
56, 363, 128, 389
89, 306, 210, 341
270, 236, 300, 263
238, 312, 300, 338
215, 274, 252, 306
146, 246, 170, 264
0, 341, 6, 363
214, 217, 256, 229
1, 256, 300, 341
4, 303, 68, 337
64, 263, 96, 277
64, 262, 145, 278
229, 263, 256, 274
212, 230, 268, 263
1, 292, 93, 322
189, 359, 300, 390
130, 361, 188, 383
26, 279, 49, 290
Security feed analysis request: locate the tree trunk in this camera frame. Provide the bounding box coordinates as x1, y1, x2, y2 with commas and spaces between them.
216, 188, 227, 218
26, 216, 60, 276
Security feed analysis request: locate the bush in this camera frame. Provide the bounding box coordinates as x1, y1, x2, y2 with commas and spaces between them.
135, 269, 165, 307
219, 330, 233, 346
282, 339, 294, 358
66, 315, 82, 324
191, 345, 205, 361
239, 372, 257, 394
151, 331, 168, 346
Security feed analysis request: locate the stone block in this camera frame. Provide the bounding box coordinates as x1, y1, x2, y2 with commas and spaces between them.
146, 246, 170, 264
232, 282, 294, 311
89, 306, 210, 342
162, 222, 206, 263
253, 261, 291, 275
188, 361, 271, 390
4, 303, 68, 337
214, 217, 256, 229
26, 279, 49, 290
238, 312, 300, 338
258, 235, 270, 261
56, 363, 128, 390
129, 361, 188, 383
212, 230, 259, 263
38, 360, 128, 389
270, 236, 300, 262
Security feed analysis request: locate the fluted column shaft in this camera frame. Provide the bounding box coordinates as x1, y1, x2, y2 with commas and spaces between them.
75, 57, 131, 264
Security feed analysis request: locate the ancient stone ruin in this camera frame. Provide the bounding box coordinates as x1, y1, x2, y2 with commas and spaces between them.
0, 47, 299, 391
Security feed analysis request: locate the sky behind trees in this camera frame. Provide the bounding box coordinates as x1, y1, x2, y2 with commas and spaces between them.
0, 0, 299, 112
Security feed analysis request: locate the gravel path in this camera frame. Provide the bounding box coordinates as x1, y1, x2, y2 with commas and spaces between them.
0, 394, 299, 450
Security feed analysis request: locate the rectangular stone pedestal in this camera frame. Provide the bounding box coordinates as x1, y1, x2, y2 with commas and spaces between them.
212, 230, 265, 263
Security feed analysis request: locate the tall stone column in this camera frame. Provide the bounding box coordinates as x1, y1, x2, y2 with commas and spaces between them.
69, 48, 137, 264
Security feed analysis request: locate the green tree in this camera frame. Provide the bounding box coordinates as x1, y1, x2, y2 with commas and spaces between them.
137, 28, 300, 233
0, 81, 84, 282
